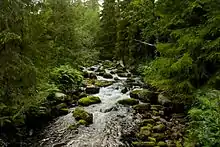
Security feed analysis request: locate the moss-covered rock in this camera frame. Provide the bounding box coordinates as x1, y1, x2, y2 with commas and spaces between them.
85, 79, 113, 87
78, 96, 101, 106
77, 119, 88, 126
175, 141, 183, 147
157, 141, 167, 147
141, 119, 155, 126
103, 73, 113, 79
148, 137, 156, 142
55, 103, 67, 110
151, 105, 163, 111
72, 107, 93, 124
102, 60, 115, 69
138, 125, 153, 140
79, 92, 88, 98
158, 94, 171, 106
83, 71, 97, 79
153, 124, 166, 132
132, 141, 156, 147
114, 77, 120, 80
68, 124, 77, 130
117, 98, 139, 106
130, 89, 158, 103
153, 110, 159, 116
151, 133, 165, 141
59, 108, 69, 115
166, 140, 175, 147
53, 103, 69, 115
47, 92, 67, 104
116, 69, 125, 74
95, 80, 113, 87
85, 85, 100, 94
158, 93, 171, 106
133, 103, 151, 113
117, 73, 128, 77
141, 124, 153, 131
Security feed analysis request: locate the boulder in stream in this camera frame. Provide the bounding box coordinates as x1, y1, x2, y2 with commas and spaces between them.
117, 73, 128, 77
78, 96, 101, 106
72, 107, 93, 124
117, 98, 139, 106
114, 77, 120, 81
133, 103, 151, 113
85, 85, 100, 94
103, 73, 113, 79
130, 89, 158, 103
95, 80, 113, 87
55, 103, 69, 115
83, 71, 97, 79
153, 124, 166, 132
138, 125, 153, 140
157, 141, 167, 147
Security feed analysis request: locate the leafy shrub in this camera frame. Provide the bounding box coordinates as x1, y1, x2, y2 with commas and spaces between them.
50, 65, 83, 91
185, 89, 220, 147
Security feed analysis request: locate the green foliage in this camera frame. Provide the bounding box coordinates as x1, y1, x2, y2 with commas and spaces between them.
98, 0, 117, 60
186, 89, 220, 147
50, 65, 83, 91
0, 0, 100, 143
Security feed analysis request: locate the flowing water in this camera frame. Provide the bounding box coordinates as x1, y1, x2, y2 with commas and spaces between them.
33, 68, 141, 147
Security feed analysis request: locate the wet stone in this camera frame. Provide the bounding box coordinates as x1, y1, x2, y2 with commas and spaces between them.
85, 85, 100, 94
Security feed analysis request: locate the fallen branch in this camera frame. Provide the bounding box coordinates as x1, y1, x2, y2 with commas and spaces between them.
134, 39, 155, 47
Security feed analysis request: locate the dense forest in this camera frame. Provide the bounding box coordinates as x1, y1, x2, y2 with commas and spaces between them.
0, 0, 220, 146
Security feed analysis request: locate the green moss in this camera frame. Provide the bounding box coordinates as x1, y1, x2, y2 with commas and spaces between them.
77, 119, 88, 126
130, 89, 158, 103
59, 108, 69, 115
151, 105, 163, 111
157, 141, 167, 147
175, 141, 182, 147
132, 141, 156, 147
117, 98, 139, 106
95, 80, 113, 87
141, 119, 155, 126
141, 124, 153, 131
153, 124, 166, 132
148, 137, 156, 142
133, 103, 151, 113
151, 133, 165, 141
138, 125, 153, 140
79, 93, 88, 98
72, 107, 93, 124
78, 96, 101, 106
55, 103, 67, 110
153, 110, 159, 116
68, 124, 77, 130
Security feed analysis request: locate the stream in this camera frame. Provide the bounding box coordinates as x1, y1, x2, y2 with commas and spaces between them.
32, 65, 142, 147
29, 62, 186, 147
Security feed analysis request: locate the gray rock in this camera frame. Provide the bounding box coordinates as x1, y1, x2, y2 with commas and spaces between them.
85, 85, 100, 94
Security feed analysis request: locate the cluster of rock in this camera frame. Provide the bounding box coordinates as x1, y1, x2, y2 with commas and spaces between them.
118, 89, 186, 147
69, 60, 131, 126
